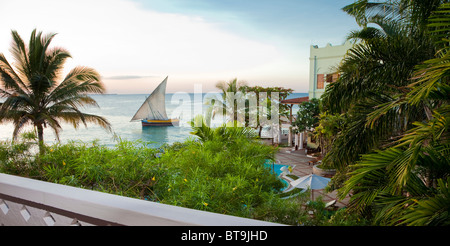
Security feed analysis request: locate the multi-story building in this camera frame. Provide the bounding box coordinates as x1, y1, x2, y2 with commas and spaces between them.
280, 40, 353, 148
308, 40, 353, 99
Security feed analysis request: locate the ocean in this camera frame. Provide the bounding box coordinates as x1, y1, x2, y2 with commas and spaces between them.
0, 93, 307, 148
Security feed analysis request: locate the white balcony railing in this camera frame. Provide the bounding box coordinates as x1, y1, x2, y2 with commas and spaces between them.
0, 173, 282, 226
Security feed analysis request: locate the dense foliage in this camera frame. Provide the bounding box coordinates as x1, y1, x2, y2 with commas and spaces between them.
8, 1, 448, 227
293, 98, 321, 132
320, 0, 450, 225
2, 128, 344, 225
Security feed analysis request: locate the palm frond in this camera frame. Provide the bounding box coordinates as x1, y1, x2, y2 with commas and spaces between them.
409, 46, 450, 105
47, 66, 104, 105
57, 111, 111, 133
371, 194, 413, 225
44, 47, 72, 84
9, 30, 30, 83
401, 177, 450, 226
427, 2, 450, 43
342, 0, 402, 27
11, 113, 32, 141
0, 53, 28, 94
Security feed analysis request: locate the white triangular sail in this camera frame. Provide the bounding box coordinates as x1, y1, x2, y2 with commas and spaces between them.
131, 76, 169, 121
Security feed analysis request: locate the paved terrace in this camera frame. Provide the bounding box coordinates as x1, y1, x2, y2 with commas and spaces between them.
275, 147, 350, 208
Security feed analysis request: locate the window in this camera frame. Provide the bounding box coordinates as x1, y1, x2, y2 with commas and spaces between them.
325, 73, 340, 83
317, 74, 324, 89
332, 73, 340, 82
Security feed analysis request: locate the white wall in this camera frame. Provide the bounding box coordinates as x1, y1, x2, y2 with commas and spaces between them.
0, 173, 283, 226
308, 41, 353, 99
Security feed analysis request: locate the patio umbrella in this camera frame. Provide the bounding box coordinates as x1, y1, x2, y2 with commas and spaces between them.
290, 174, 330, 200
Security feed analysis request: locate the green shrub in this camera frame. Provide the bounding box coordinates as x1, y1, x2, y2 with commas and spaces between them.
151, 137, 302, 221
36, 139, 163, 199
0, 133, 39, 177
0, 129, 358, 225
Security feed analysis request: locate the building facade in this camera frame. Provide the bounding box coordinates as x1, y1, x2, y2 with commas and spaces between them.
308, 40, 353, 99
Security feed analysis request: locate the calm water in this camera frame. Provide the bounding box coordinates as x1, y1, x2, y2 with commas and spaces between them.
0, 93, 307, 148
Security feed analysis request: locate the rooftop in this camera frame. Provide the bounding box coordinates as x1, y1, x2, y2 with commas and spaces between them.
280, 96, 309, 105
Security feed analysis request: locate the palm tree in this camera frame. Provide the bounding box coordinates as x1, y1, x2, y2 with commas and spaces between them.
206, 78, 248, 126
321, 0, 440, 170
242, 85, 293, 137
323, 1, 450, 225
340, 36, 450, 224
0, 29, 111, 153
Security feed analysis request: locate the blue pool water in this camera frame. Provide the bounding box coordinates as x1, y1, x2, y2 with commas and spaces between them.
264, 162, 289, 187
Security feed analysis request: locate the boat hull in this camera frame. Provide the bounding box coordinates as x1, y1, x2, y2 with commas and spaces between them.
141, 119, 180, 126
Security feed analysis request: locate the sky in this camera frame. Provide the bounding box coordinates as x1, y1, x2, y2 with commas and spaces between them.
0, 0, 359, 93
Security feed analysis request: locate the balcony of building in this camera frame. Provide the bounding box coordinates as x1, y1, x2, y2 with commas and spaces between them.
0, 173, 282, 226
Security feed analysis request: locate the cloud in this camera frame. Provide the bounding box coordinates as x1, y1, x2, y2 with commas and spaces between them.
0, 0, 280, 77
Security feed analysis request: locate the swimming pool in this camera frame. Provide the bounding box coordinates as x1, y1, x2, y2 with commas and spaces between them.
264, 162, 289, 188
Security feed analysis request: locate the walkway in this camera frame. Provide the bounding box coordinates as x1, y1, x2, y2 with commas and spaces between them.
275, 147, 350, 208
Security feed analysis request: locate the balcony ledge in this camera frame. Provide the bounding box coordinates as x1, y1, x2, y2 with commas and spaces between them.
0, 173, 283, 226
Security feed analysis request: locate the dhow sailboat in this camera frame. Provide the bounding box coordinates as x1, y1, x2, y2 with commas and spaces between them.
131, 76, 179, 126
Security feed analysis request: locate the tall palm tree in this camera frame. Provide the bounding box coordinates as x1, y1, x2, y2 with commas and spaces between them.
206, 78, 248, 126
0, 29, 111, 152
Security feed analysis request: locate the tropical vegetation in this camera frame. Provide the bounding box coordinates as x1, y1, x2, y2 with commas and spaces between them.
2, 1, 449, 227
0, 128, 330, 225
206, 78, 248, 127
319, 0, 450, 225
205, 78, 293, 133
241, 85, 294, 134
293, 98, 320, 133
0, 29, 111, 153
0, 30, 330, 225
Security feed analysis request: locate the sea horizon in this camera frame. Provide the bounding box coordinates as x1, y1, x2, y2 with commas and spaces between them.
0, 92, 308, 148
